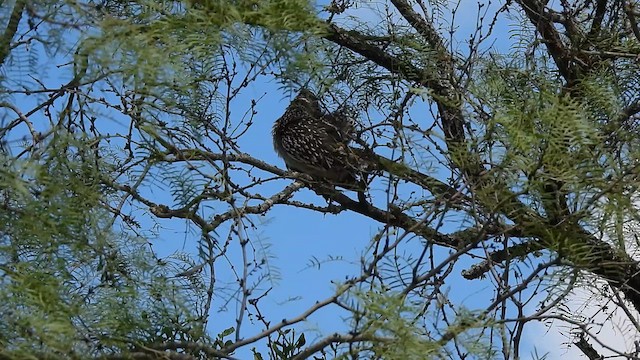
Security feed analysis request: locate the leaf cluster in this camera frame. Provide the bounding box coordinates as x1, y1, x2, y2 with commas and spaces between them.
0, 135, 209, 358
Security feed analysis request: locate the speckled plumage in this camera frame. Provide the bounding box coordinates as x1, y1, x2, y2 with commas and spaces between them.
272, 89, 360, 187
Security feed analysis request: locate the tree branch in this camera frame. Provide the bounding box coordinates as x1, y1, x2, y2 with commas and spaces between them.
514, 0, 574, 81
0, 0, 24, 68
574, 333, 604, 360
290, 333, 382, 360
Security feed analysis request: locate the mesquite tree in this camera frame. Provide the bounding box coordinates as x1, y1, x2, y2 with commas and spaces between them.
2, 0, 640, 359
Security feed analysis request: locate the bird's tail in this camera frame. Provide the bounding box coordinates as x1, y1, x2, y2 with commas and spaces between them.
348, 147, 453, 196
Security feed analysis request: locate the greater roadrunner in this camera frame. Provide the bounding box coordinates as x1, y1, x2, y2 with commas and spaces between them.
272, 89, 363, 190
272, 89, 450, 201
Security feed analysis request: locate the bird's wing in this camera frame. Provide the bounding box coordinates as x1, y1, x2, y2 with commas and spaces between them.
321, 110, 356, 143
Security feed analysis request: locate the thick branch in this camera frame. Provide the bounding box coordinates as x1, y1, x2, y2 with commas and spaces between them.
351, 147, 464, 201
146, 341, 239, 360
574, 333, 604, 360
324, 24, 428, 86
312, 183, 460, 248
165, 147, 462, 209
515, 0, 574, 81
389, 0, 448, 56
587, 0, 608, 39
464, 219, 640, 312
324, 22, 465, 142
462, 239, 544, 280
159, 147, 463, 248
0, 0, 23, 68
568, 226, 640, 312
290, 333, 382, 360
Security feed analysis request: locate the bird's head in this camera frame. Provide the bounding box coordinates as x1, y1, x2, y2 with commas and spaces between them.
285, 88, 323, 119
294, 88, 318, 104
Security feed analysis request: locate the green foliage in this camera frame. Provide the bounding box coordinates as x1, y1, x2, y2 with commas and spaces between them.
474, 55, 640, 251
478, 60, 600, 185
359, 291, 441, 359
345, 290, 495, 360
77, 0, 323, 96
191, 0, 322, 31
0, 135, 208, 358
269, 329, 307, 359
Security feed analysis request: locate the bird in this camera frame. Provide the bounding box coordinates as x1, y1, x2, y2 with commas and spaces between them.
272, 89, 447, 201
272, 89, 363, 190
